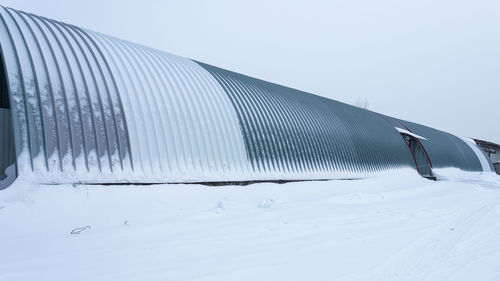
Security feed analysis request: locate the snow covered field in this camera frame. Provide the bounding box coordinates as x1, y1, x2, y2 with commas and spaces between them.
1, 169, 500, 281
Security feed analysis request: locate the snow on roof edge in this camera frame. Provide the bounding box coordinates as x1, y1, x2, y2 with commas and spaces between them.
395, 127, 428, 141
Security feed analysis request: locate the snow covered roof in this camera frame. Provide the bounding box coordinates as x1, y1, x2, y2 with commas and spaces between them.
395, 127, 428, 141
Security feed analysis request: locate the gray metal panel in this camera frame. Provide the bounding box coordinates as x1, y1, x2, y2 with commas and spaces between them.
197, 62, 416, 176
0, 7, 131, 178
0, 6, 249, 184
86, 31, 249, 180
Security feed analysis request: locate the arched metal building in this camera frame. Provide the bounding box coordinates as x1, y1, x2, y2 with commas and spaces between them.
0, 6, 493, 188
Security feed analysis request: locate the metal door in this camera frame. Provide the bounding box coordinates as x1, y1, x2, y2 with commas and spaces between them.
402, 134, 435, 179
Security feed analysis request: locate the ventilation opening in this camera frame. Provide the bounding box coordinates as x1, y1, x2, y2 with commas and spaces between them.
396, 127, 435, 180
0, 51, 16, 189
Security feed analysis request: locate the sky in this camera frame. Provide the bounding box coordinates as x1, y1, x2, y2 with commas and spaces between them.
4, 0, 500, 143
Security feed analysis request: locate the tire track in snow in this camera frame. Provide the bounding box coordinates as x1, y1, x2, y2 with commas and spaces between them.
372, 201, 497, 281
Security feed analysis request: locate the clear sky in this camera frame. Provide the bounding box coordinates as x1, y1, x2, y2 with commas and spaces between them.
4, 0, 500, 143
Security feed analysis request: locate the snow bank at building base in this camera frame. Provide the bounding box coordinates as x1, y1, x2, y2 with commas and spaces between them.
1, 169, 500, 281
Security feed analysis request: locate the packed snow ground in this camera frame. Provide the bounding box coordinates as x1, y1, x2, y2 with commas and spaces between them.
1, 169, 500, 281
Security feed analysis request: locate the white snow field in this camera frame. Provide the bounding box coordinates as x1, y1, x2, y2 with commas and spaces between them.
1, 169, 500, 281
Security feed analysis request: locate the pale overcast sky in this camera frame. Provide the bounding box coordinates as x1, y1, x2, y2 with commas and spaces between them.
4, 0, 500, 143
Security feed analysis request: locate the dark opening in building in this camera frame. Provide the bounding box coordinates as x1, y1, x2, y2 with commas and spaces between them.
0, 51, 16, 188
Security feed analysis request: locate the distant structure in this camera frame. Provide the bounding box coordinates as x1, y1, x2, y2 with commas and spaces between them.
474, 139, 500, 174
0, 6, 495, 188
